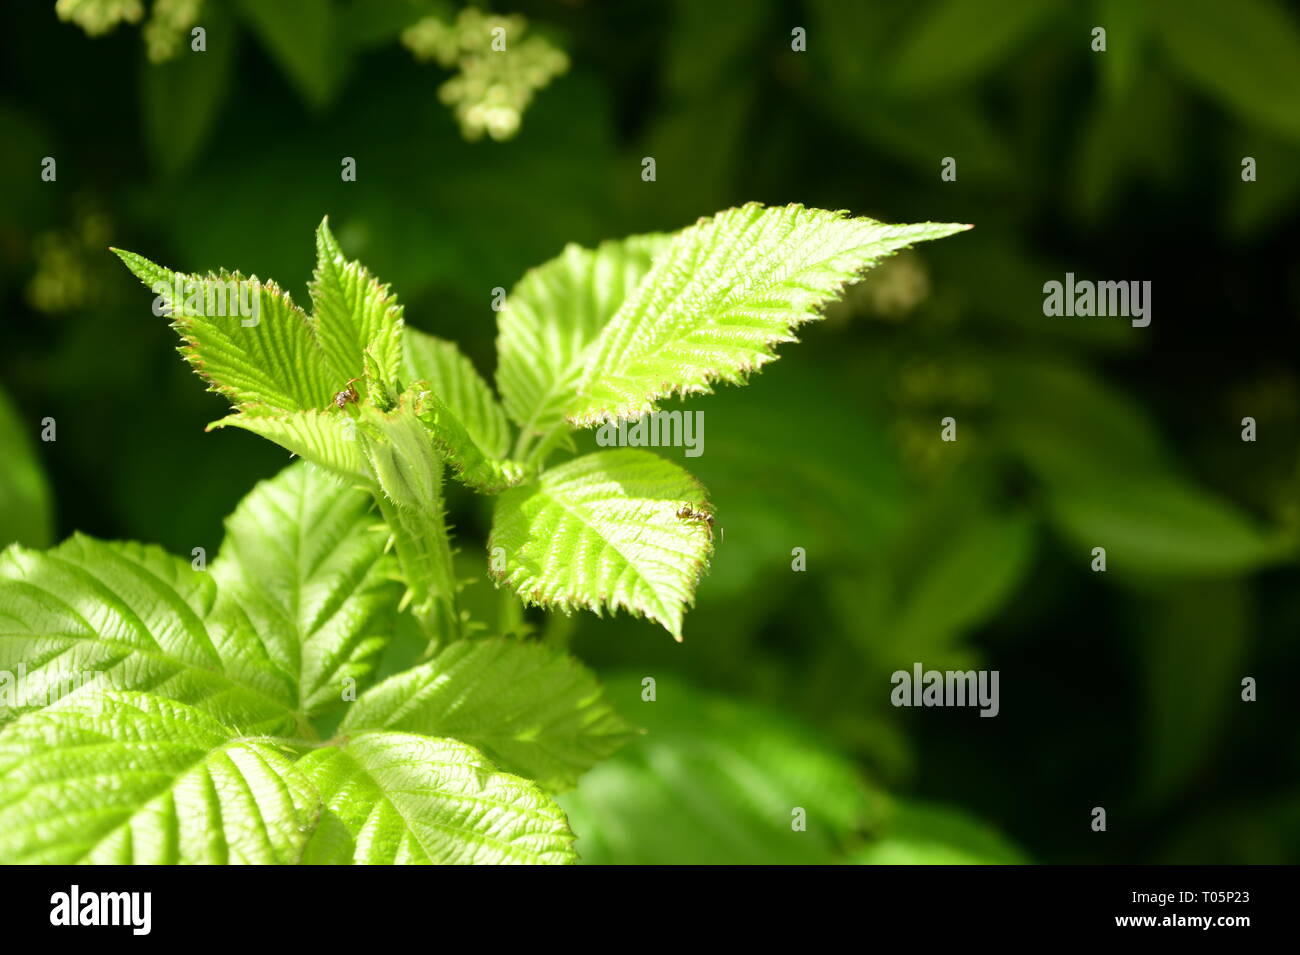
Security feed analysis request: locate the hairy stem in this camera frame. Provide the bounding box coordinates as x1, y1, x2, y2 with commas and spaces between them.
376, 493, 462, 650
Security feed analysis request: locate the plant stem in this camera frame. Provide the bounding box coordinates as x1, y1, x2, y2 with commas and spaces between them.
376, 493, 462, 650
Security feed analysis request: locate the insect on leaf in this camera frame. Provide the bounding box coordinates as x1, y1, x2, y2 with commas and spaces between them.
489, 449, 713, 640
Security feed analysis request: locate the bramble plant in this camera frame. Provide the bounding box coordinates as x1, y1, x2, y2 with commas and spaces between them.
0, 203, 967, 864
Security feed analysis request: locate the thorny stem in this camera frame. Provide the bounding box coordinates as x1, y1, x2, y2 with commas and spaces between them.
375, 493, 462, 652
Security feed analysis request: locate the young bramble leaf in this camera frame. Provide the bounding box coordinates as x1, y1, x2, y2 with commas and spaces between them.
112, 249, 335, 412
297, 731, 576, 864
357, 394, 444, 511
495, 233, 670, 438
341, 636, 632, 791
311, 216, 405, 389
404, 330, 527, 491
413, 393, 530, 493
0, 535, 299, 734
0, 690, 319, 864
209, 406, 371, 480
210, 462, 399, 717
488, 449, 713, 640
404, 329, 511, 459
567, 203, 971, 425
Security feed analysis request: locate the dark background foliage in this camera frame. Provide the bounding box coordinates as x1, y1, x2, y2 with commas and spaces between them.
2, 0, 1298, 863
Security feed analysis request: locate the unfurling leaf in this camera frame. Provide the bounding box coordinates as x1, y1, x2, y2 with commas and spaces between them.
311, 217, 404, 389
404, 330, 527, 492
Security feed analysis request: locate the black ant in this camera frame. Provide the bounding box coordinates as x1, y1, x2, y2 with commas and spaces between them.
333, 377, 361, 409
677, 503, 719, 541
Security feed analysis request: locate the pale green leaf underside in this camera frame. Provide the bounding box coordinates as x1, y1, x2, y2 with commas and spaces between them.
404, 329, 511, 459
112, 249, 335, 413
342, 636, 631, 790
0, 535, 298, 734
209, 407, 370, 480
310, 217, 404, 387
496, 233, 670, 435
489, 449, 712, 639
569, 203, 971, 425
297, 731, 576, 864
210, 462, 398, 716
0, 691, 317, 864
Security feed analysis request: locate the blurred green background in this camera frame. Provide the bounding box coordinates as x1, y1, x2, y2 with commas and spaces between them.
2, 0, 1299, 864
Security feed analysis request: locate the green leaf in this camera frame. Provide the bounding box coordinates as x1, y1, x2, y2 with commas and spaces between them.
888, 510, 1036, 650
1048, 477, 1283, 576
0, 690, 318, 864
495, 233, 670, 436
0, 535, 298, 734
112, 249, 334, 412
489, 449, 712, 639
849, 800, 1028, 865
310, 216, 404, 388
1137, 578, 1251, 806
297, 731, 576, 864
1150, 0, 1300, 143
342, 636, 631, 790
233, 0, 347, 109
412, 392, 529, 493
404, 329, 510, 459
210, 462, 399, 717
0, 382, 53, 549
994, 358, 1285, 575
140, 7, 236, 175
567, 204, 970, 425
889, 0, 1058, 97
404, 330, 526, 492
559, 675, 878, 864
209, 407, 370, 480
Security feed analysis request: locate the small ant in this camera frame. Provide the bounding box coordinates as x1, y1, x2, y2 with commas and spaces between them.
677, 503, 719, 541
333, 377, 361, 409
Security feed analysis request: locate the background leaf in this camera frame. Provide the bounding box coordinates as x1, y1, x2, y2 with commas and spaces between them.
0, 382, 52, 549
559, 675, 879, 864
1150, 0, 1300, 142
140, 3, 236, 176
233, 0, 347, 109
889, 0, 1058, 97
850, 800, 1028, 864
